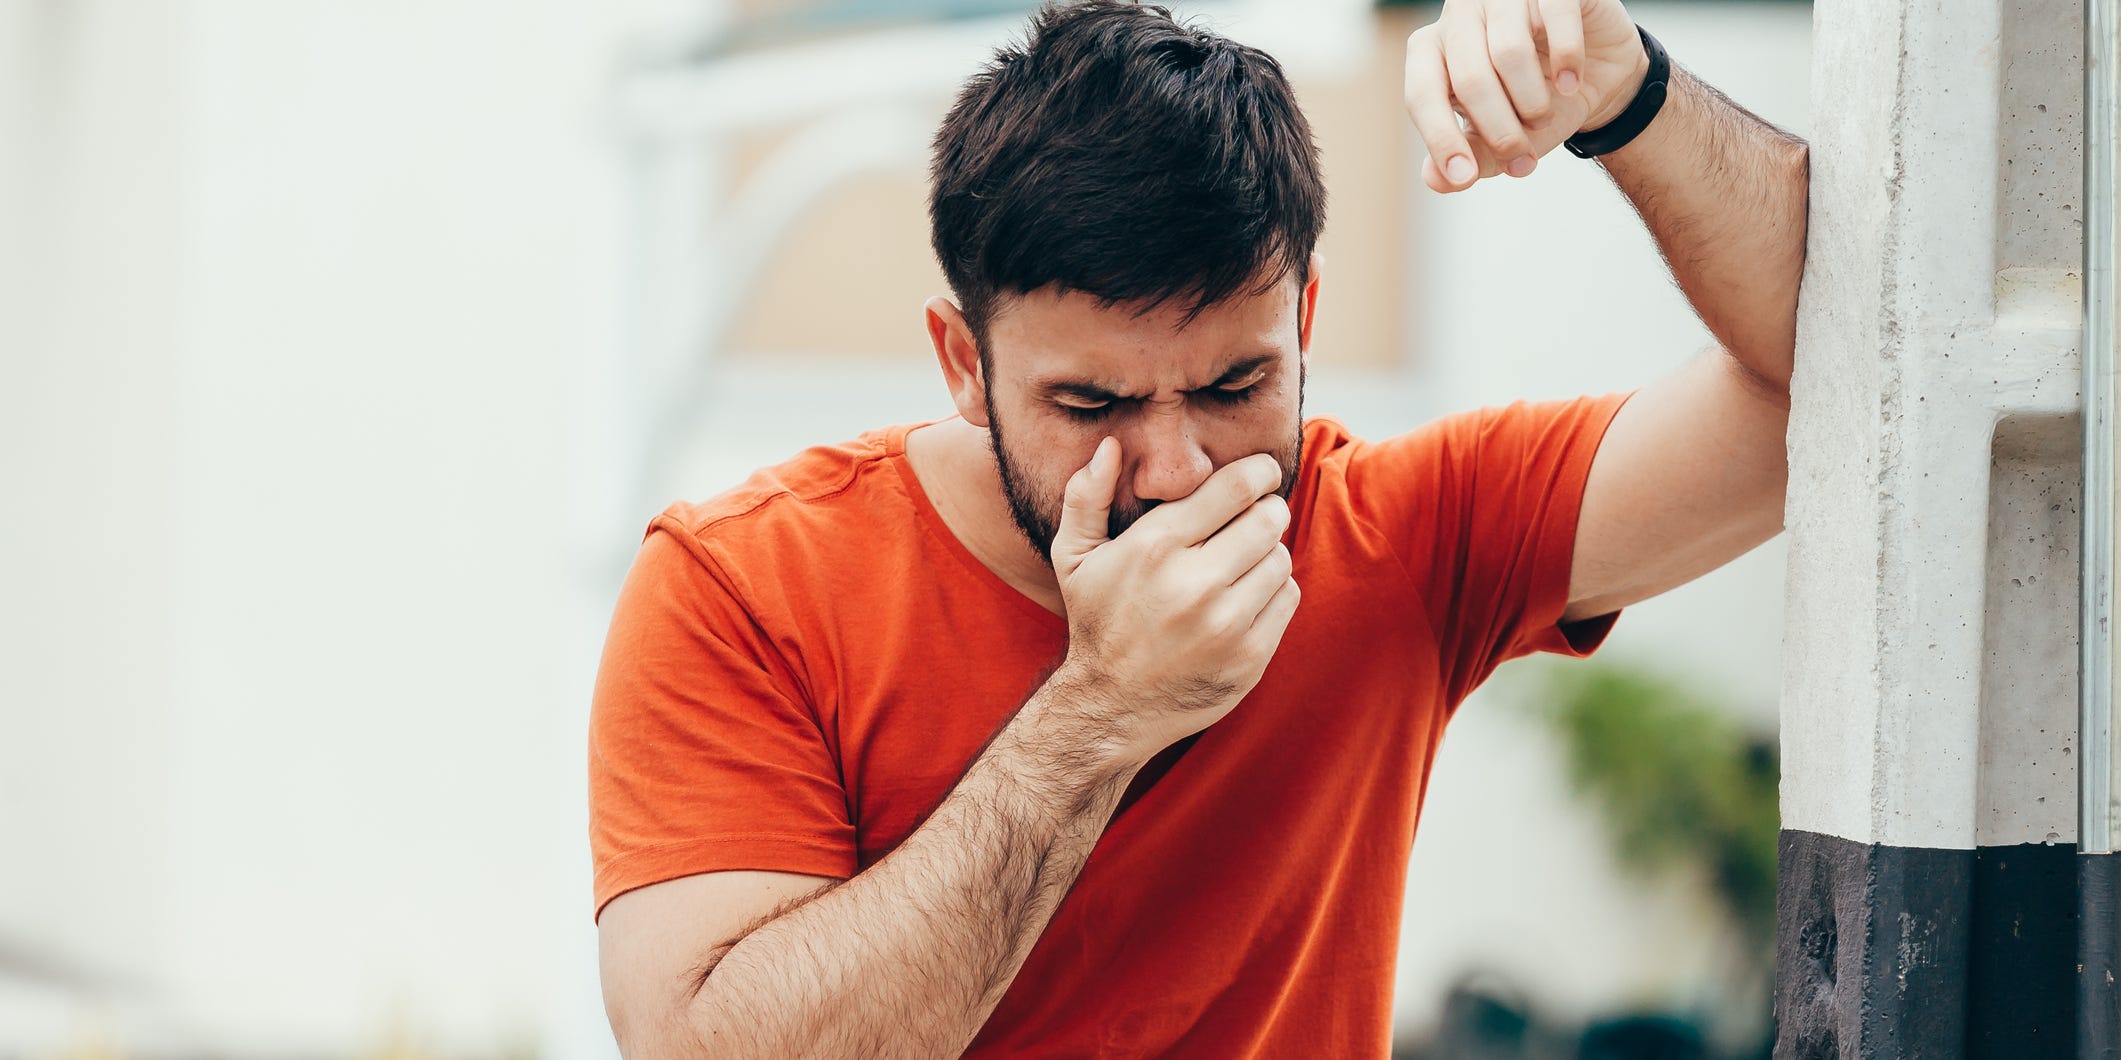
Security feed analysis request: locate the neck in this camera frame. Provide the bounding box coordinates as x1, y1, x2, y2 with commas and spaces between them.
905, 418, 1065, 615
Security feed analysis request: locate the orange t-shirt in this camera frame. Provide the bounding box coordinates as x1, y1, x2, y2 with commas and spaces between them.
590, 396, 1627, 1057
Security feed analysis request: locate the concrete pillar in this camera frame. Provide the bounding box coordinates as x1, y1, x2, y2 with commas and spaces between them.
1777, 0, 2090, 1053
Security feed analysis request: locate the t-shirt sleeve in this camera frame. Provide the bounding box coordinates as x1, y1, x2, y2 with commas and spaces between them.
588, 520, 856, 920
1343, 392, 1632, 707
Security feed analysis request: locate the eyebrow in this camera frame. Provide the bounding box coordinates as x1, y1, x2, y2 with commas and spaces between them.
1033, 352, 1278, 404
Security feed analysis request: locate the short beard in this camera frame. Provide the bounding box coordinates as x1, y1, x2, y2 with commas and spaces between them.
985, 375, 1306, 568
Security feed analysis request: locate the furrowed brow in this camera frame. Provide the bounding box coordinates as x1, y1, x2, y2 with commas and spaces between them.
1032, 353, 1278, 403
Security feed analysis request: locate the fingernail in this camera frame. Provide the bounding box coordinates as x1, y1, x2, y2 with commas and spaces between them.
1445, 155, 1476, 184
1506, 155, 1536, 178
1557, 70, 1579, 95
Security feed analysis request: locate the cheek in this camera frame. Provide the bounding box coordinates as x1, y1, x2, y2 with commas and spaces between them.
1002, 413, 1102, 493
1045, 415, 1117, 466
1202, 389, 1301, 455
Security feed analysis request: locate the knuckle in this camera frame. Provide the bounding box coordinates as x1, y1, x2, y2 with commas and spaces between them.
1487, 131, 1531, 157
1489, 41, 1533, 68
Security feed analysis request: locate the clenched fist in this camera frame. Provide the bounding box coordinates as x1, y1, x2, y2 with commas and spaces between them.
1404, 0, 1650, 192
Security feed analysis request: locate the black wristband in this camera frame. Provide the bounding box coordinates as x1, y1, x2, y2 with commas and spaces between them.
1564, 26, 1670, 159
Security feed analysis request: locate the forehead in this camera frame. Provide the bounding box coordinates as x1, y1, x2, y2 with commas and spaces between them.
983, 277, 1301, 388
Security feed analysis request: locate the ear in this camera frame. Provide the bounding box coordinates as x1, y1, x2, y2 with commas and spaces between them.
1298, 252, 1323, 366
925, 295, 990, 429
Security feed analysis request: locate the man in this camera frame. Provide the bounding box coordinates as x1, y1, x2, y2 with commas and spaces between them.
591, 0, 1806, 1054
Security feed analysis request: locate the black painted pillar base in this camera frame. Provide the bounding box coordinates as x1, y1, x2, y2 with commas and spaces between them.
2084, 853, 2121, 1059
1775, 830, 2093, 1058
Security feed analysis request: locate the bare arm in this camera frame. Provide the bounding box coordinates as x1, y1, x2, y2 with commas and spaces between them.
601, 680, 1135, 1059
1404, 1, 1807, 621
1598, 62, 1808, 391
1565, 53, 1807, 619
599, 444, 1300, 1057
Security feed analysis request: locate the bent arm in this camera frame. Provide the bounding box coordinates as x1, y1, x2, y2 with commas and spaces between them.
599, 675, 1137, 1059
1563, 56, 1809, 621
1402, 3, 1809, 620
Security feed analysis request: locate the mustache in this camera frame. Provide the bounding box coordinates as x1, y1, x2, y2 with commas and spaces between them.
1105, 498, 1158, 540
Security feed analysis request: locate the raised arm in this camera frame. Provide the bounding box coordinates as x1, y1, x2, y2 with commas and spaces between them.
597, 446, 1300, 1057
1403, 0, 1808, 620
1597, 58, 1808, 388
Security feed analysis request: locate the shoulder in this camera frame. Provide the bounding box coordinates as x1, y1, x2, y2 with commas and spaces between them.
647, 423, 929, 585
1301, 396, 1629, 483
1291, 396, 1627, 537
658, 423, 930, 535
1292, 414, 1433, 509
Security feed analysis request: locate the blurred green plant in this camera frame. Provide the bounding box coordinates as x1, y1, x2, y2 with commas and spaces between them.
1525, 661, 1779, 947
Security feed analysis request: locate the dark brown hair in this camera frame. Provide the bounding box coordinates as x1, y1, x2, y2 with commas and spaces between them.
928, 0, 1327, 345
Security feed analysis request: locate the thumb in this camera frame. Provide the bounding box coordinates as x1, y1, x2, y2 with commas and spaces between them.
1051, 437, 1120, 574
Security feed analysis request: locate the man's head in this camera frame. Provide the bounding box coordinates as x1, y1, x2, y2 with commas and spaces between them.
924, 0, 1327, 561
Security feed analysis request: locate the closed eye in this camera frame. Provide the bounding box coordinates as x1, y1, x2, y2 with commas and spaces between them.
1197, 367, 1268, 404
1196, 383, 1259, 405
1056, 397, 1121, 422
1051, 366, 1268, 421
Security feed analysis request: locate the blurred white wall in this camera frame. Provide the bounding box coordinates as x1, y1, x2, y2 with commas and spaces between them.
1, 0, 188, 1035
1, 0, 667, 1053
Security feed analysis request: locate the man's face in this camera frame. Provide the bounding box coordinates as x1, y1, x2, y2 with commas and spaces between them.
979, 275, 1310, 562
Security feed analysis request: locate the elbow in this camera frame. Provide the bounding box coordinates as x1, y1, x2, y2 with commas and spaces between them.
1717, 342, 1793, 407
606, 1001, 725, 1060
604, 964, 730, 1060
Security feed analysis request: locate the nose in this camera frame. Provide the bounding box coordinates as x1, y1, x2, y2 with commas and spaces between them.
1123, 404, 1214, 504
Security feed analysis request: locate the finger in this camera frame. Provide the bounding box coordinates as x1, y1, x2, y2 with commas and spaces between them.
1051, 436, 1120, 572
1214, 543, 1291, 639
1134, 452, 1284, 548
1247, 574, 1301, 641
1441, 12, 1533, 172
1225, 542, 1293, 616
1536, 0, 1585, 97
1421, 146, 1506, 194
1484, 0, 1554, 134
1198, 495, 1291, 584
1404, 28, 1478, 190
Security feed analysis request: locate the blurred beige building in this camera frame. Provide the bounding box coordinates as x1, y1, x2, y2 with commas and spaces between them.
712, 7, 1420, 369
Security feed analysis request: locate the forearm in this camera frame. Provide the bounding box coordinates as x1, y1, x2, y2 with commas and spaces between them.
1599, 60, 1809, 390
677, 677, 1136, 1058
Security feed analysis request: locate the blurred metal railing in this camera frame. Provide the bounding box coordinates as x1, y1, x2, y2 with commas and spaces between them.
2081, 0, 2121, 1049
